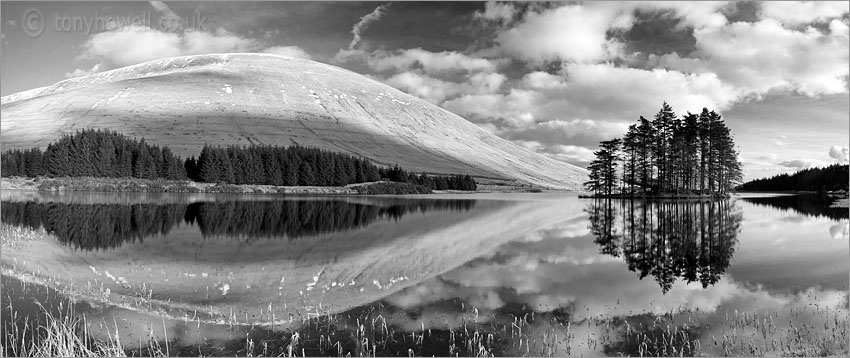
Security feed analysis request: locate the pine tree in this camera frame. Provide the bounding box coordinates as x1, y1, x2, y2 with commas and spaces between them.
198, 145, 219, 182
299, 161, 315, 185
585, 102, 742, 197
651, 102, 676, 193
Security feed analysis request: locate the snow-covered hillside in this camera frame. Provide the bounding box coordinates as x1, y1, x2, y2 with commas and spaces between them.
1, 53, 586, 189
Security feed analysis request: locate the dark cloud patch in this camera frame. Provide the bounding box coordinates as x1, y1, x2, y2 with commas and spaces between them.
722, 1, 761, 23
359, 2, 484, 52
192, 2, 377, 59
614, 10, 696, 58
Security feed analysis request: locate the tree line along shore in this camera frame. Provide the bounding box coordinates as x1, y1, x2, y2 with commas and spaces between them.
0, 129, 477, 194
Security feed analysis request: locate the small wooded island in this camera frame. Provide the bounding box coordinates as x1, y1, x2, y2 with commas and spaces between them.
584, 102, 742, 198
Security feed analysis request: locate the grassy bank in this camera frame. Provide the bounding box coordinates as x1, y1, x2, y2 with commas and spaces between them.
3, 283, 847, 357
0, 177, 433, 195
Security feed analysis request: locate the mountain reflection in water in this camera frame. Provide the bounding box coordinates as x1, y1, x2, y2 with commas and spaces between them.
585, 199, 742, 293
0, 199, 477, 250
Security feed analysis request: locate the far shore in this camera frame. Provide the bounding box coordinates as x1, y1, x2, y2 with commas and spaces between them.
0, 176, 429, 195
1, 176, 546, 195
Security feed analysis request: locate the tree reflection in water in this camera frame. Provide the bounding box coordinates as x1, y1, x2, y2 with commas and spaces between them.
741, 194, 848, 221
1, 199, 476, 251
585, 199, 742, 293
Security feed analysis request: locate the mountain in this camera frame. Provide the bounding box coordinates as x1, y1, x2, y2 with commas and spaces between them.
0, 53, 585, 189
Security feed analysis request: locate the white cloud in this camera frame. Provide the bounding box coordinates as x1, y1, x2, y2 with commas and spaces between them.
70, 22, 311, 77
348, 3, 391, 50
521, 71, 567, 90
474, 1, 517, 24
778, 159, 813, 169
76, 26, 256, 69
332, 1, 848, 176
64, 63, 102, 79
829, 145, 849, 163
385, 72, 467, 104
384, 71, 506, 104
560, 63, 739, 113
262, 45, 312, 59
62, 0, 310, 76
484, 2, 736, 65
446, 64, 738, 130
658, 18, 850, 97
78, 26, 182, 67
367, 48, 500, 75
504, 119, 631, 148
489, 3, 632, 64
760, 1, 850, 26
181, 28, 258, 55
514, 140, 598, 166
335, 47, 507, 105
443, 89, 540, 128
468, 72, 506, 93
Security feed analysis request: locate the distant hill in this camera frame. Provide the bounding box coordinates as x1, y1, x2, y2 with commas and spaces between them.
0, 53, 586, 189
737, 164, 849, 192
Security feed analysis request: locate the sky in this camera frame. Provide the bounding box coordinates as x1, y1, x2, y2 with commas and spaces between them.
1, 1, 848, 181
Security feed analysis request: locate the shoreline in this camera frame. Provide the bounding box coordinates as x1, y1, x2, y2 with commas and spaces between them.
0, 176, 435, 195
578, 193, 731, 200
0, 176, 562, 195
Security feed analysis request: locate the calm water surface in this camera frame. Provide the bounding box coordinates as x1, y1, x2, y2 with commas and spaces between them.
1, 191, 847, 356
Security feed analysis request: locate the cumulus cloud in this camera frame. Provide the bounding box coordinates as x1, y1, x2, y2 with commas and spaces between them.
521, 71, 567, 90
336, 1, 848, 170
760, 1, 850, 26
367, 48, 500, 75
504, 119, 631, 149
262, 45, 312, 59
445, 63, 738, 132
385, 71, 506, 104
348, 3, 391, 50
489, 3, 633, 64
75, 26, 256, 70
657, 18, 849, 97
443, 89, 540, 128
778, 159, 812, 169
514, 141, 598, 166
559, 63, 739, 113
336, 46, 508, 104
64, 63, 102, 79
474, 1, 517, 24
64, 1, 313, 77
384, 72, 467, 104
829, 145, 849, 163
